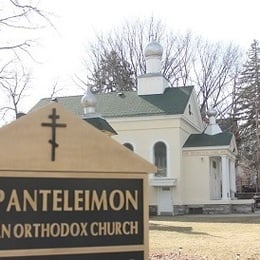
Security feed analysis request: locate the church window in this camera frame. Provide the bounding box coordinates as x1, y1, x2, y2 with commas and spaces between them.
212, 161, 217, 169
154, 142, 167, 177
123, 143, 134, 151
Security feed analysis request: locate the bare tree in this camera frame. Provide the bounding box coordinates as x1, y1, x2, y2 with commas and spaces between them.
192, 39, 242, 120
171, 32, 194, 87
80, 17, 242, 123
49, 81, 64, 100
80, 17, 195, 92
0, 0, 53, 59
0, 61, 31, 120
0, 0, 53, 123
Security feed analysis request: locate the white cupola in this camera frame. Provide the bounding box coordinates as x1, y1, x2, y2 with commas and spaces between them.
144, 40, 163, 73
204, 108, 222, 135
81, 86, 117, 136
137, 40, 169, 96
81, 86, 98, 115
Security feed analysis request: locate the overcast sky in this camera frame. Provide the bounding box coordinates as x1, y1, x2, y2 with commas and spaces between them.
24, 0, 260, 111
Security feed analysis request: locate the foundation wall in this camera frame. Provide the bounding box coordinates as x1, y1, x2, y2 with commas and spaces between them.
149, 201, 255, 216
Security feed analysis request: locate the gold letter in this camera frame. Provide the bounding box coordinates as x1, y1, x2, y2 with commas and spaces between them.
53, 190, 62, 211
0, 224, 11, 238
13, 224, 24, 238
91, 190, 108, 211
24, 224, 33, 238
84, 190, 90, 211
23, 190, 37, 211
109, 190, 124, 211
6, 190, 21, 212
63, 190, 73, 211
130, 221, 139, 234
39, 190, 51, 211
90, 222, 98, 236
125, 190, 138, 210
74, 190, 83, 211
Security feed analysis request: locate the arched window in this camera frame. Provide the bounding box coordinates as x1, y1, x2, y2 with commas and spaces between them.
123, 143, 134, 151
154, 142, 167, 177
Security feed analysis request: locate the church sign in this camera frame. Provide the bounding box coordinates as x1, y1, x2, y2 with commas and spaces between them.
0, 174, 145, 259
0, 103, 156, 259
0, 176, 143, 248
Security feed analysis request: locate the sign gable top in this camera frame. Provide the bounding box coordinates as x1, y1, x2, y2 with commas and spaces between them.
0, 102, 156, 173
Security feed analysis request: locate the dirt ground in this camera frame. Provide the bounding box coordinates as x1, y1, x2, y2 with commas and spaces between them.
149, 212, 260, 260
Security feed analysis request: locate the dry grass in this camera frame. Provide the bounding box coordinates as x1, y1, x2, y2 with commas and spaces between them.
149, 214, 260, 260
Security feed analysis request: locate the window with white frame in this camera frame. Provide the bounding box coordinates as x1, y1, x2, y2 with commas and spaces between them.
154, 141, 167, 177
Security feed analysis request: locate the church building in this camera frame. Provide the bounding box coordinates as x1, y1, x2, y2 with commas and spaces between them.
32, 40, 254, 215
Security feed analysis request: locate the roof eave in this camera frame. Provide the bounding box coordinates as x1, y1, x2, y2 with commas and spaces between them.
182, 145, 231, 151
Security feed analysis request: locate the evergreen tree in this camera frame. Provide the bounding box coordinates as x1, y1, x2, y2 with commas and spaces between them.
236, 40, 260, 190
88, 50, 135, 93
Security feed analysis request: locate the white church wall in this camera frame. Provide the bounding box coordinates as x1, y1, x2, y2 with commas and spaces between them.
111, 124, 181, 177
182, 155, 211, 203
149, 186, 158, 208
109, 116, 184, 207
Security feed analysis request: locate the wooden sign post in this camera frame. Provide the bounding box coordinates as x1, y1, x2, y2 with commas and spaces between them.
0, 103, 156, 259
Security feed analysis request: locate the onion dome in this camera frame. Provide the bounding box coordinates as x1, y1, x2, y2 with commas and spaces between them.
144, 40, 163, 58
207, 108, 217, 118
81, 86, 117, 136
204, 108, 222, 135
81, 86, 97, 114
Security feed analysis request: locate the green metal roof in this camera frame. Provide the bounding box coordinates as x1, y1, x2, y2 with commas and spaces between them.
82, 117, 117, 135
31, 87, 194, 118
183, 132, 233, 148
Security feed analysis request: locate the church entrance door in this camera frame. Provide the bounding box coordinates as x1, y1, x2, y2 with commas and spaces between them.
210, 158, 221, 199
157, 187, 173, 215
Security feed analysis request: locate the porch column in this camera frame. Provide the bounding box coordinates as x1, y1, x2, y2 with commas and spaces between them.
221, 155, 230, 200
230, 160, 236, 199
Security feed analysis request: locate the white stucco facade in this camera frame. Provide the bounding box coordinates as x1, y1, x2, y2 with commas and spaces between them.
104, 40, 253, 215
109, 113, 253, 215
32, 39, 254, 215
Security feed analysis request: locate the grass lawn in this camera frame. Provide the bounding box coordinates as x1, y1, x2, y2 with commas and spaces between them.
149, 214, 260, 260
